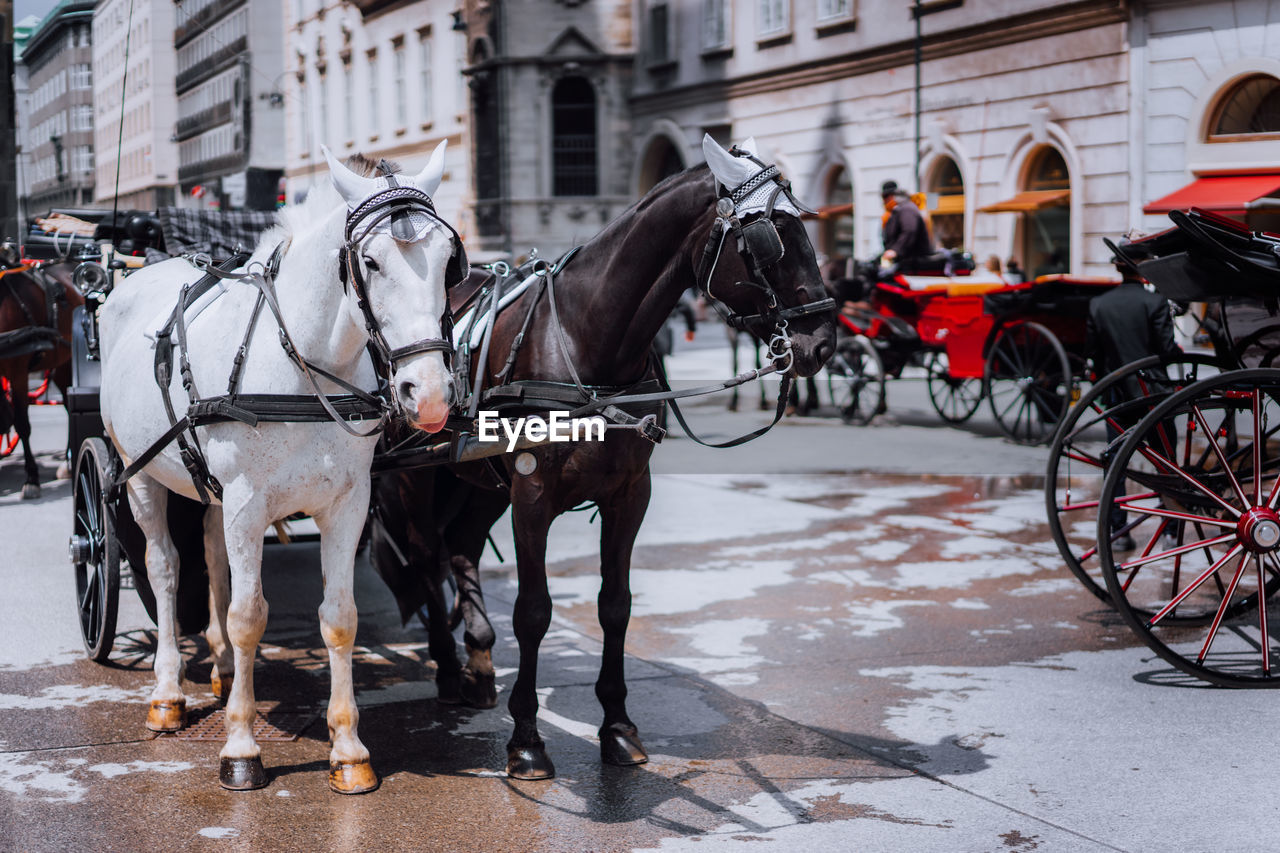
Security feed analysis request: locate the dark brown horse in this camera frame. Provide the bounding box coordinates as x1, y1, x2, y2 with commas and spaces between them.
370, 137, 835, 779
0, 256, 81, 498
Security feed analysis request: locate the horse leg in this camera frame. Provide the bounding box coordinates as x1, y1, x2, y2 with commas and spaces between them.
13, 378, 40, 499
505, 497, 556, 780
125, 476, 186, 732
596, 473, 651, 767
423, 549, 465, 706
452, 553, 497, 709
313, 485, 378, 794
217, 496, 270, 791
446, 488, 508, 709
202, 505, 234, 703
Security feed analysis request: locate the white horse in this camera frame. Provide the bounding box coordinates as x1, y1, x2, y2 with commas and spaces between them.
99, 142, 458, 793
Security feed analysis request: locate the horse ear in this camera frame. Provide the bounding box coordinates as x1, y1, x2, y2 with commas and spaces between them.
412, 139, 448, 198
323, 145, 379, 208
701, 134, 751, 193
738, 137, 759, 157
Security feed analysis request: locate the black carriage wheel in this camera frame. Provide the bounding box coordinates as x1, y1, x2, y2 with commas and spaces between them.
925, 351, 983, 424
826, 335, 886, 425
1045, 353, 1222, 609
1097, 368, 1280, 687
985, 321, 1072, 445
70, 438, 120, 662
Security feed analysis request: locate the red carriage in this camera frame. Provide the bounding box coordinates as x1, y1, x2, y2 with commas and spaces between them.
832, 262, 1118, 444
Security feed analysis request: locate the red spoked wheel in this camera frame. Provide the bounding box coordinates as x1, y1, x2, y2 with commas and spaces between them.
1046, 353, 1221, 606
1098, 368, 1280, 686
925, 352, 983, 424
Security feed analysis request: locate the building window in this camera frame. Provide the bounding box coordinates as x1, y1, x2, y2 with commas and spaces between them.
757, 0, 790, 38
1021, 146, 1070, 278
393, 44, 407, 128
73, 145, 93, 174
551, 76, 597, 196
820, 166, 853, 261
418, 34, 433, 123
71, 64, 92, 89
648, 4, 670, 64
366, 51, 380, 136
1210, 74, 1280, 139
927, 156, 965, 250
817, 0, 852, 22
702, 0, 730, 51
72, 104, 94, 132
343, 63, 354, 141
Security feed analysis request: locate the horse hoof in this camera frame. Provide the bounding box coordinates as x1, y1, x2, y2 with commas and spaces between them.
506, 746, 555, 780
55, 462, 70, 480
21, 483, 40, 500
435, 671, 463, 705
219, 756, 268, 791
600, 724, 648, 766
146, 699, 186, 732
460, 668, 497, 710
328, 760, 379, 794
211, 675, 233, 703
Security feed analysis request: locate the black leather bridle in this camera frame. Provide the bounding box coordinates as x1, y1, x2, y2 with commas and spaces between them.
337, 179, 463, 383
695, 148, 836, 369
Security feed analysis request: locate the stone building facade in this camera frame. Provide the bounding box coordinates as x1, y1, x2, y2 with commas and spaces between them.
173, 0, 285, 210
22, 1, 96, 214
92, 0, 180, 210
459, 0, 635, 258
283, 0, 472, 232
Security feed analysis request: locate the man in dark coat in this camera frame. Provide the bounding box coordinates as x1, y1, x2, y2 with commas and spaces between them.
1087, 248, 1182, 550
880, 180, 933, 271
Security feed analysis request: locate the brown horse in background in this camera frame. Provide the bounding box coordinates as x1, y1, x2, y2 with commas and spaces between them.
0, 257, 81, 498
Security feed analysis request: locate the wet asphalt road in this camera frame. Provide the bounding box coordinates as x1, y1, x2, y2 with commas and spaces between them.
2, 342, 1277, 852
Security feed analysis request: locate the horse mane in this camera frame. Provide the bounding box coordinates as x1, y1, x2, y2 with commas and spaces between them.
268, 153, 399, 247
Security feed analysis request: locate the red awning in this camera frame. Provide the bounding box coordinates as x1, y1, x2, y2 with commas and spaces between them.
801, 203, 853, 221
1143, 174, 1280, 215
978, 189, 1070, 214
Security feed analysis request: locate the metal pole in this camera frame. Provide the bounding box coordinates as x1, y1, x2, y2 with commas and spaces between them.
914, 0, 922, 192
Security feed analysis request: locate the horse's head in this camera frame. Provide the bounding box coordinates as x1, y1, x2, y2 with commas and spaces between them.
324, 141, 463, 433
698, 135, 835, 377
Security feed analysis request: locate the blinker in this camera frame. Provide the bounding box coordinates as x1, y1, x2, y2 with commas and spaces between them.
739, 218, 784, 268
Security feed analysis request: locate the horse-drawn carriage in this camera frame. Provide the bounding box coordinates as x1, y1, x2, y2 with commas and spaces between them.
1044, 208, 1280, 687
51, 136, 837, 792
833, 260, 1118, 443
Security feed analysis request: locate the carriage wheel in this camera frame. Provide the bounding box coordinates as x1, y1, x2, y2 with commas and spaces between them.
69, 438, 120, 662
1097, 369, 1280, 686
925, 352, 983, 424
1045, 353, 1221, 608
985, 321, 1071, 445
826, 335, 886, 425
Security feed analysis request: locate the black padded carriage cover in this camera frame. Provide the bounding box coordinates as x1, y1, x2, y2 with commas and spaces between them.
983, 280, 1102, 320
155, 208, 279, 260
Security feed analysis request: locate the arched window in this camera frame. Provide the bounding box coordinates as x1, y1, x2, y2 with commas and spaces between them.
1021, 146, 1070, 278
552, 76, 597, 196
1211, 74, 1280, 138
637, 135, 685, 194
928, 156, 964, 250
820, 166, 853, 262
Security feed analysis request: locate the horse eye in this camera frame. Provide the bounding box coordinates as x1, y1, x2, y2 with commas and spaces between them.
363, 256, 380, 273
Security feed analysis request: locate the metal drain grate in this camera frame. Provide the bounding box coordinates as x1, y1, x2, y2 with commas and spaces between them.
164, 706, 318, 742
